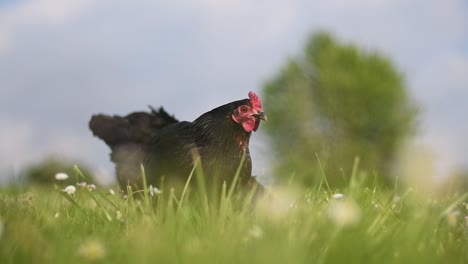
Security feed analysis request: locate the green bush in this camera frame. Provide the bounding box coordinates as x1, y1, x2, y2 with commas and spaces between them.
21, 157, 95, 185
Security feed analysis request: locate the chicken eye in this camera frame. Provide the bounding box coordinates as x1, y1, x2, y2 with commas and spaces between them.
240, 106, 248, 113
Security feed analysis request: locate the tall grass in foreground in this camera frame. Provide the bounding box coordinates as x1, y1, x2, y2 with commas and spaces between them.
0, 165, 467, 264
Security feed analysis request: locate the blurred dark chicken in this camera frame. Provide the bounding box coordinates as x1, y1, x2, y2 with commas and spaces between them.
89, 91, 266, 195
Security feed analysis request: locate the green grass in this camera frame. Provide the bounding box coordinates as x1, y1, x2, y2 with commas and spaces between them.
0, 168, 467, 264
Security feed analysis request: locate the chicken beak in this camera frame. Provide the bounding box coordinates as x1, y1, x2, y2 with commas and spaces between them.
253, 112, 267, 121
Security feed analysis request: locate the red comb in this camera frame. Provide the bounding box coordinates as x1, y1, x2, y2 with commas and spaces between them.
248, 91, 262, 109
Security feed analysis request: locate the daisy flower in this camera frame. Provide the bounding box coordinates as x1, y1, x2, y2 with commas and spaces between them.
332, 193, 345, 199
55, 172, 69, 180
63, 185, 76, 195
149, 185, 161, 196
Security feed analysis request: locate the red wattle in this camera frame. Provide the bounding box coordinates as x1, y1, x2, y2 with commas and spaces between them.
242, 119, 257, 133
232, 114, 258, 133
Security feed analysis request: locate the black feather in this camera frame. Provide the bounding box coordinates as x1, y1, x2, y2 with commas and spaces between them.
89, 99, 263, 195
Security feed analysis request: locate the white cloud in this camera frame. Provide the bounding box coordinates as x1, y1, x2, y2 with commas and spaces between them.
322, 0, 397, 9
180, 0, 249, 12
0, 0, 94, 54
293, 0, 466, 73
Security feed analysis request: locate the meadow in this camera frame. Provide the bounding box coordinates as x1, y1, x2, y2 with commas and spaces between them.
0, 165, 467, 264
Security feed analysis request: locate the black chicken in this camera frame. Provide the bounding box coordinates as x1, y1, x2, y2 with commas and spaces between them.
89, 91, 266, 195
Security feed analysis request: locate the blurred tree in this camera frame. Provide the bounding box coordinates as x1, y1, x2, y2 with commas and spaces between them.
263, 32, 418, 186
22, 157, 95, 185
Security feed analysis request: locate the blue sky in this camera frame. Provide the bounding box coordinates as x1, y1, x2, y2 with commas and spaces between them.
0, 0, 467, 184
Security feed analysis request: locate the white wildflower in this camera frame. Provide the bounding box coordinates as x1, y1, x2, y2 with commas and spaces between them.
332, 193, 345, 199
77, 182, 87, 188
78, 239, 106, 261
55, 172, 69, 180
87, 184, 97, 191
108, 189, 115, 195
149, 185, 161, 196
63, 185, 76, 195
54, 212, 60, 219
327, 199, 361, 227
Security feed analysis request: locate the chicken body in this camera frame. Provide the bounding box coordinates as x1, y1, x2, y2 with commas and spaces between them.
89, 92, 265, 193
